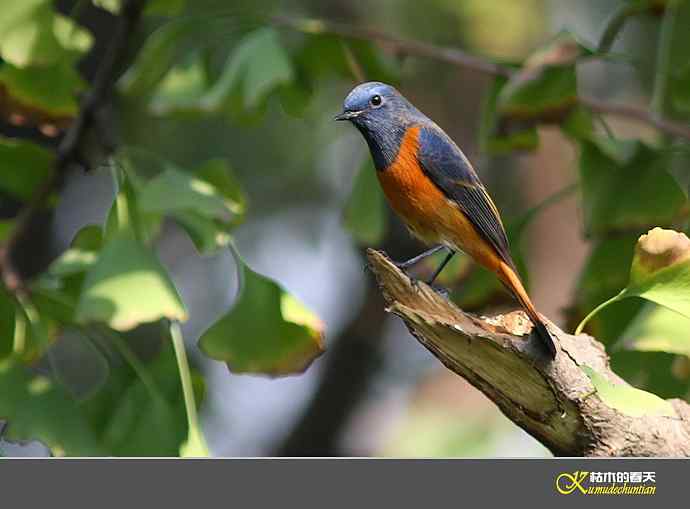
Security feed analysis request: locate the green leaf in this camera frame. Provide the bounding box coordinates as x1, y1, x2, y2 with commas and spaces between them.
139, 163, 243, 223
576, 228, 690, 335
496, 32, 587, 120
46, 329, 110, 401
0, 137, 54, 200
14, 293, 53, 361
194, 159, 247, 218
672, 64, 690, 114
480, 77, 538, 154
148, 55, 209, 115
119, 16, 217, 99
0, 289, 15, 360
92, 0, 122, 13
71, 224, 104, 251
95, 0, 186, 16
47, 248, 98, 278
666, 144, 690, 198
0, 357, 105, 455
113, 150, 246, 253
28, 225, 103, 326
145, 0, 187, 17
579, 140, 686, 236
664, 0, 690, 117
201, 27, 293, 114
292, 33, 400, 84
140, 168, 229, 218
0, 1, 92, 67
198, 246, 325, 376
95, 341, 197, 456
0, 220, 12, 242
621, 302, 690, 358
581, 365, 676, 417
343, 159, 387, 245
76, 232, 188, 330
103, 165, 153, 243
0, 61, 87, 122
136, 158, 245, 253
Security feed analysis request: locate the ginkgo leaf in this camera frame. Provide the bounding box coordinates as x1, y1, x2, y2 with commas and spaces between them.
576, 228, 690, 334
76, 232, 188, 330
620, 303, 690, 358
582, 366, 676, 418
198, 246, 325, 376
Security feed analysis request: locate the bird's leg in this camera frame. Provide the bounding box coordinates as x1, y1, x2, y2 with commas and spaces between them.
395, 245, 445, 270
427, 250, 455, 286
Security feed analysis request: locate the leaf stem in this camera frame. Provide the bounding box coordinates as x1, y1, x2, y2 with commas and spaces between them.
575, 289, 627, 335
170, 321, 209, 457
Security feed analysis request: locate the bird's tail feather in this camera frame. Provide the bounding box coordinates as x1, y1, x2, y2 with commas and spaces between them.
497, 261, 557, 359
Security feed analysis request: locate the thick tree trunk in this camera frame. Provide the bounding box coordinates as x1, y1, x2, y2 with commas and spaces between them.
367, 249, 690, 457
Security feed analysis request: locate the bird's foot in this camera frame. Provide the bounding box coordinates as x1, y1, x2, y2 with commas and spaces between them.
428, 284, 450, 298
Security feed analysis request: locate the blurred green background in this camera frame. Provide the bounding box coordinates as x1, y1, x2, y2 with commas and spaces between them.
1, 0, 690, 457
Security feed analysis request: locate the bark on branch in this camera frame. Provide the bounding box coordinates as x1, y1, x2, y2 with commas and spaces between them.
367, 249, 690, 457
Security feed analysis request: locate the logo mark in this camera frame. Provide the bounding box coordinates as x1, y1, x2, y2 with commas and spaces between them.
556, 471, 589, 495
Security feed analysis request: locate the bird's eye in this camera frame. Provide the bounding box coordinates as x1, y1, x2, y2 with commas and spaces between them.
370, 94, 382, 107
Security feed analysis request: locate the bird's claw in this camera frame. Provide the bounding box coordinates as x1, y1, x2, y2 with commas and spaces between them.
409, 277, 421, 292
429, 284, 450, 298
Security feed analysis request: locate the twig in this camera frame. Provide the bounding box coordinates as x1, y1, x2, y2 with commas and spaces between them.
271, 15, 512, 78
579, 96, 690, 140
0, 0, 147, 294
272, 15, 690, 142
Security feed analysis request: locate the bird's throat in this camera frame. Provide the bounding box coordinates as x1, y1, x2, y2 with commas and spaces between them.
356, 122, 406, 171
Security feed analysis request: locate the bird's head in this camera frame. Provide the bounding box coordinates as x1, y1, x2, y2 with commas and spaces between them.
335, 81, 416, 128
335, 82, 422, 169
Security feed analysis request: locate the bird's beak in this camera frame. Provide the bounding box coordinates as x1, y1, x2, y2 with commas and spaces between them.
334, 110, 361, 121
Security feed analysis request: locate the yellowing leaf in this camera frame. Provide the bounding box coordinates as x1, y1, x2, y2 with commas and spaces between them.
627, 228, 690, 318
576, 228, 690, 334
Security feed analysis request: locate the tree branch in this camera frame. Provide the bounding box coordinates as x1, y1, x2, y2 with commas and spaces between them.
367, 249, 690, 456
0, 0, 147, 295
272, 15, 690, 142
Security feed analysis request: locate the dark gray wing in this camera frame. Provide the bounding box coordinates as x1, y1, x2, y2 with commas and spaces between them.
417, 126, 515, 270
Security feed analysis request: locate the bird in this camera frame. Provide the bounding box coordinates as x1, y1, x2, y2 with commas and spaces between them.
335, 81, 557, 359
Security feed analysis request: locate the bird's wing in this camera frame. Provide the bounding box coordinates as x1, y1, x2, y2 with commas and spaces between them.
416, 126, 515, 270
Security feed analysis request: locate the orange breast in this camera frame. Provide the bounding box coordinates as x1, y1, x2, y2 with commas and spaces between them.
377, 126, 501, 271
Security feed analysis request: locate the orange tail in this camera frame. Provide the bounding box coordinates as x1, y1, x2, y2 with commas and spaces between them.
496, 261, 557, 358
